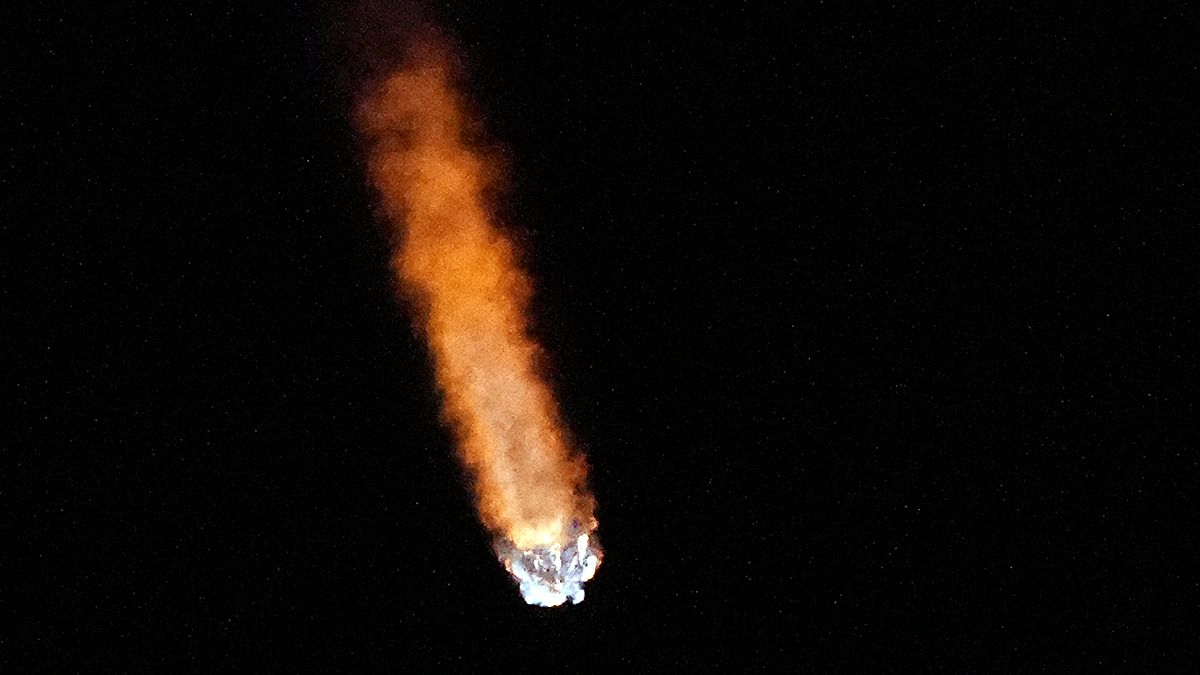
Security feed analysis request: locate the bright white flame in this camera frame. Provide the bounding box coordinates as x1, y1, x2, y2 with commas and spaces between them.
496, 532, 602, 607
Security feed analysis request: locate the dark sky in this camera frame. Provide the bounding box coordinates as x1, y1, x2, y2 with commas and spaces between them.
5, 1, 1197, 670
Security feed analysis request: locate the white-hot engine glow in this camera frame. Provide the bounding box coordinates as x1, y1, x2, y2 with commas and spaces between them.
496, 530, 602, 607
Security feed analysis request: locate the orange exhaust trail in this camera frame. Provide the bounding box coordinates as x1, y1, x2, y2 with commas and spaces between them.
355, 39, 600, 606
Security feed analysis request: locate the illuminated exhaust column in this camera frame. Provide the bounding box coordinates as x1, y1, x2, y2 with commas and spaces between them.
355, 39, 601, 606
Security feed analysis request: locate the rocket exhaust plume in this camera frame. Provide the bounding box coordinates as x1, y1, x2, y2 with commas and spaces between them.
354, 34, 601, 606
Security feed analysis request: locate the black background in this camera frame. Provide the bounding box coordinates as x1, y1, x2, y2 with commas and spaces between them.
5, 1, 1197, 670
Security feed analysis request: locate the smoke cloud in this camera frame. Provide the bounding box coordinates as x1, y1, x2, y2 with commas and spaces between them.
353, 28, 601, 606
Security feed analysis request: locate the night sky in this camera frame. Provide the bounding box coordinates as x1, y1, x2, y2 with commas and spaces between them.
6, 2, 1197, 670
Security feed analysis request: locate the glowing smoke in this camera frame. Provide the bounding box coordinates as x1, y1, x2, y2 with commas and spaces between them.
354, 35, 601, 606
